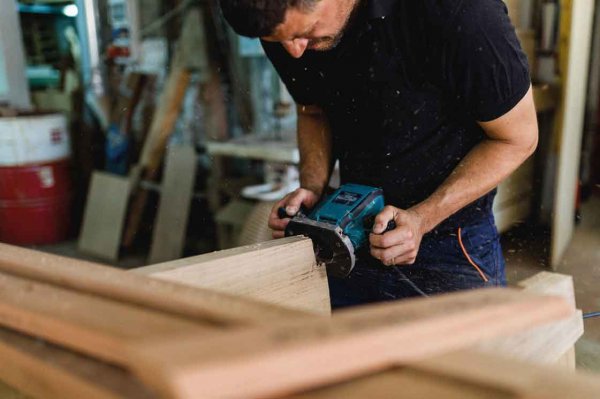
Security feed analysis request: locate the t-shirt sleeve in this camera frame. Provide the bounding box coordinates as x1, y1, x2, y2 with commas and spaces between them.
439, 0, 531, 122
261, 40, 319, 105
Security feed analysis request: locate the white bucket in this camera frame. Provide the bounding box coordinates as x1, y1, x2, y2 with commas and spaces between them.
0, 113, 71, 166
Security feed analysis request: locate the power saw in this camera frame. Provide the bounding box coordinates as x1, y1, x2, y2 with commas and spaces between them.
279, 183, 395, 278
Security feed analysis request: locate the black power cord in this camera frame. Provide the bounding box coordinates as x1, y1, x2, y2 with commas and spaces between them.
583, 312, 600, 320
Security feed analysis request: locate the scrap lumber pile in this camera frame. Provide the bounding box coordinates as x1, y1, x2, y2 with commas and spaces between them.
0, 240, 597, 398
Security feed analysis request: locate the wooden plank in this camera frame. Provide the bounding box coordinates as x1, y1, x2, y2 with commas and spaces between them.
136, 236, 330, 315
148, 145, 197, 264
0, 272, 214, 365
289, 366, 509, 399
474, 272, 583, 365
206, 132, 300, 164
0, 0, 30, 108
517, 271, 577, 308
78, 171, 131, 261
295, 349, 600, 399
0, 381, 29, 399
0, 242, 305, 325
410, 349, 600, 399
475, 309, 583, 364
122, 65, 191, 248
551, 0, 596, 267
0, 327, 157, 399
129, 288, 572, 398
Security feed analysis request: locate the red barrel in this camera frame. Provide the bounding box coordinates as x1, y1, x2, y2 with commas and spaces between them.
0, 113, 72, 245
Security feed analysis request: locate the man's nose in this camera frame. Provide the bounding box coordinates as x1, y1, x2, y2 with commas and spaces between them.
282, 38, 308, 58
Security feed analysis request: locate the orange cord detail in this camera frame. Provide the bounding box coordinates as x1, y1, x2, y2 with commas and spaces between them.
457, 227, 489, 283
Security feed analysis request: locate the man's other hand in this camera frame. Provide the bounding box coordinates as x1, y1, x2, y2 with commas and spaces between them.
268, 188, 320, 239
369, 206, 425, 266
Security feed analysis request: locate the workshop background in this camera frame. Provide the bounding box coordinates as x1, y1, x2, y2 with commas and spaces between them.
0, 0, 599, 369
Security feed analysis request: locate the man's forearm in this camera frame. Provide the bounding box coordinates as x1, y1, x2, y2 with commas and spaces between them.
411, 87, 539, 234
411, 137, 536, 233
296, 104, 333, 197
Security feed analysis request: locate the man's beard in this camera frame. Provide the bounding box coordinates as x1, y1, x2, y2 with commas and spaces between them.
307, 34, 344, 51
308, 0, 363, 52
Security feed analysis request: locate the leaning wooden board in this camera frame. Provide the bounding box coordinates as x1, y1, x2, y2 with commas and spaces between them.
148, 145, 197, 264
78, 171, 132, 261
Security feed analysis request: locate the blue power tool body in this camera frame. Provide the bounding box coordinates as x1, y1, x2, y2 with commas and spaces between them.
282, 184, 392, 278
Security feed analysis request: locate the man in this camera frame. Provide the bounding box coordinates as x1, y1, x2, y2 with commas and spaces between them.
220, 0, 539, 307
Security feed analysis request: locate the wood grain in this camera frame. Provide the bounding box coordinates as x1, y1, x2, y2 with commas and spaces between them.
294, 349, 600, 399
0, 272, 212, 365
130, 288, 572, 398
0, 327, 157, 399
0, 242, 305, 325
137, 236, 330, 315
475, 271, 583, 365
411, 349, 600, 399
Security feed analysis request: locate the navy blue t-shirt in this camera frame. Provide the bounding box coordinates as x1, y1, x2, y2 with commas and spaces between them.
262, 0, 531, 230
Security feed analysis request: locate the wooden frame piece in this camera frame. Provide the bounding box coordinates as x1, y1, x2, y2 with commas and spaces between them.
0, 271, 214, 365
292, 350, 600, 399
129, 288, 572, 398
136, 236, 330, 315
0, 327, 157, 399
0, 241, 307, 325
475, 271, 583, 365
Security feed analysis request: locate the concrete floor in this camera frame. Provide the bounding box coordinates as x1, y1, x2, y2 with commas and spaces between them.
503, 194, 600, 372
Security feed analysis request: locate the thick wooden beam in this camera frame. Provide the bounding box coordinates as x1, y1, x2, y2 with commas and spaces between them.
475, 272, 583, 365
0, 272, 214, 365
0, 327, 157, 399
129, 288, 571, 398
0, 242, 304, 325
411, 350, 600, 398
135, 236, 330, 315
292, 350, 600, 399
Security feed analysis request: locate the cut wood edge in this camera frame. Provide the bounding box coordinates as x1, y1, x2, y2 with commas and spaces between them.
134, 236, 312, 275
473, 271, 583, 365
517, 271, 577, 309
129, 288, 572, 399
137, 236, 330, 316
0, 242, 309, 326
475, 309, 583, 364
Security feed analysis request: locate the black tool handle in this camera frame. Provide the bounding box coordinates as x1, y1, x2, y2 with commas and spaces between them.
384, 220, 396, 233
278, 205, 308, 219
277, 207, 289, 219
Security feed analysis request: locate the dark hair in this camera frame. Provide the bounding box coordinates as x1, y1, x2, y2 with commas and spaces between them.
219, 0, 318, 37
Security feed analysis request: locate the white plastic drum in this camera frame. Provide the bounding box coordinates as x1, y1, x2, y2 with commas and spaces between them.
0, 113, 71, 166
